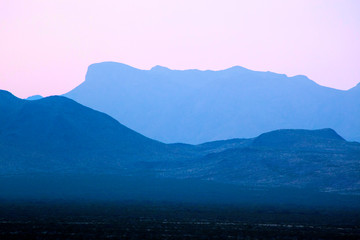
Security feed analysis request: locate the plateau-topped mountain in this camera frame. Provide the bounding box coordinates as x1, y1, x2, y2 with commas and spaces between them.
65, 62, 360, 144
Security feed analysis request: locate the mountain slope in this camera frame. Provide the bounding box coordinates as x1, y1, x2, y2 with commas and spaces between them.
0, 90, 244, 175
1, 90, 359, 195
65, 62, 360, 144
177, 129, 360, 194
0, 90, 171, 174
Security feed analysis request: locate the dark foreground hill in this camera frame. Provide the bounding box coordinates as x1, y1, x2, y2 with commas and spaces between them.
0, 90, 173, 174
171, 129, 360, 194
0, 90, 359, 206
0, 90, 241, 174
65, 62, 360, 144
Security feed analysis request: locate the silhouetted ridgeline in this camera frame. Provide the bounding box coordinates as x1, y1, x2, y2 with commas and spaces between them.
25, 95, 43, 100
0, 90, 359, 206
65, 62, 360, 144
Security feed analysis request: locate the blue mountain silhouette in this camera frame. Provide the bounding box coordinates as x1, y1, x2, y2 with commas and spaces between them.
65, 62, 360, 144
1, 89, 359, 196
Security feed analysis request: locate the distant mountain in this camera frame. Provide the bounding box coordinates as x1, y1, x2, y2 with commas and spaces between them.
64, 62, 360, 144
25, 95, 43, 100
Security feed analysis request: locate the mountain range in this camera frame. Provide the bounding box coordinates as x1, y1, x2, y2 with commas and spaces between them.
65, 62, 360, 144
1, 89, 359, 199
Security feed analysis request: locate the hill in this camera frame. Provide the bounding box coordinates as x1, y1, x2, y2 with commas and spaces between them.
1, 90, 359, 201
177, 129, 360, 194
0, 90, 171, 174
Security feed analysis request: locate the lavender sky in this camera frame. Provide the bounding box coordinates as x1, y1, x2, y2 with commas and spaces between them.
1, 0, 360, 98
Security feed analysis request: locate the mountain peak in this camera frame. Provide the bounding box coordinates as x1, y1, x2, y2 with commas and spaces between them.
0, 89, 16, 97
225, 65, 249, 71
252, 128, 345, 149
0, 90, 20, 102
150, 65, 171, 71
25, 95, 43, 100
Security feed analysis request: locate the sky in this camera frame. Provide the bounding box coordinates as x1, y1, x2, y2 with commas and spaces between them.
1, 0, 360, 98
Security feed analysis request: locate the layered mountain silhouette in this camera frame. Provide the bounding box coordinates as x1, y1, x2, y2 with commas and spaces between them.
0, 90, 173, 174
1, 89, 359, 197
176, 129, 360, 194
65, 62, 360, 144
0, 90, 244, 175
25, 95, 43, 100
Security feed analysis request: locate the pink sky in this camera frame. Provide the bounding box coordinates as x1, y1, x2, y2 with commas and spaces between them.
1, 0, 360, 98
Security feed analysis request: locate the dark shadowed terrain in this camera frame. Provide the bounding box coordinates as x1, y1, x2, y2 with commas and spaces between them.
0, 201, 359, 240
1, 90, 359, 194
1, 89, 360, 239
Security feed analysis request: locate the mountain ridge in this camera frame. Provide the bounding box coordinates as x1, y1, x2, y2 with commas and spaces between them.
1, 89, 360, 195
65, 62, 360, 144
0, 90, 169, 174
